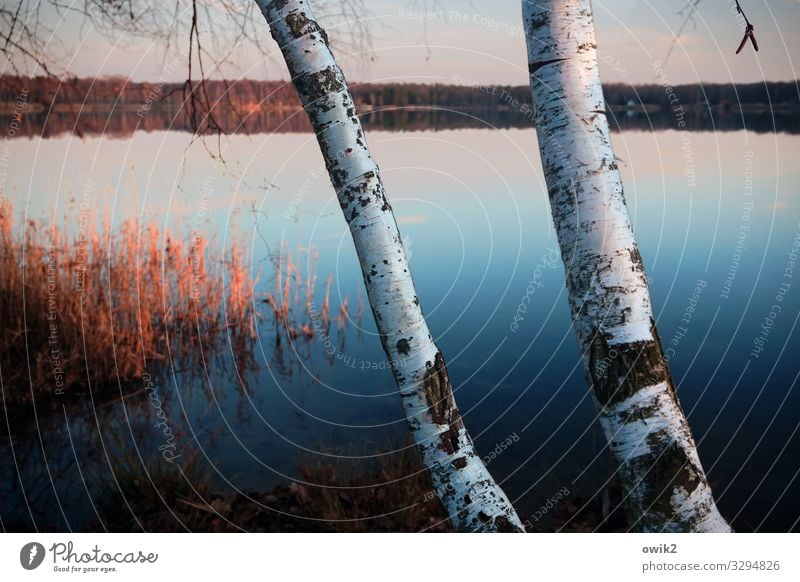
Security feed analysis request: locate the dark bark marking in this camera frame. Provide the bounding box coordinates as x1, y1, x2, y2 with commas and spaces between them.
294, 66, 344, 106
453, 456, 468, 469
283, 8, 329, 46
629, 247, 645, 274
528, 12, 549, 33
588, 319, 671, 406
396, 338, 411, 355
626, 440, 702, 527
529, 57, 568, 76
423, 352, 464, 455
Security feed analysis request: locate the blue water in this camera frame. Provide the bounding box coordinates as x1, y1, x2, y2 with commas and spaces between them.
2, 126, 799, 531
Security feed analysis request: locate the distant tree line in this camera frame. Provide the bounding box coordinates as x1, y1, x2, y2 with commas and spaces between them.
0, 76, 302, 112
603, 81, 798, 108
1, 76, 797, 114
1, 76, 797, 139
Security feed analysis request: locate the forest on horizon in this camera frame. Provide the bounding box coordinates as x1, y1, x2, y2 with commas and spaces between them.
2, 75, 798, 112
2, 75, 798, 138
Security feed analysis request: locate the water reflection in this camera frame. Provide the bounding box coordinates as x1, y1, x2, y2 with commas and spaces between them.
3, 106, 798, 139
1, 121, 799, 532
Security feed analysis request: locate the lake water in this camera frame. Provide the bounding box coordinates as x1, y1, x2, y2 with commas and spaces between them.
2, 114, 799, 531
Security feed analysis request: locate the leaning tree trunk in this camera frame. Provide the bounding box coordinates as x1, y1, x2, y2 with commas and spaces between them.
256, 0, 523, 532
522, 0, 730, 532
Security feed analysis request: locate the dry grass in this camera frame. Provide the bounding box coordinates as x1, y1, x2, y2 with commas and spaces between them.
92, 445, 220, 532
1, 200, 470, 533
0, 201, 257, 403
91, 442, 451, 533
261, 243, 361, 342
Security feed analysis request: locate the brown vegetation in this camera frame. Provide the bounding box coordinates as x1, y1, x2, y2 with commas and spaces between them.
0, 201, 257, 404
88, 440, 626, 532
91, 442, 452, 533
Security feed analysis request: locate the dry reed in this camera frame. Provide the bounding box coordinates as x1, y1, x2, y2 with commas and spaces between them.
0, 201, 257, 403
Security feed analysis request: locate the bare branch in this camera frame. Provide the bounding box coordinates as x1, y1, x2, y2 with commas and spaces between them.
665, 0, 758, 67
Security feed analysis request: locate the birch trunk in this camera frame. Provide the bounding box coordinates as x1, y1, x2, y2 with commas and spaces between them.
522, 0, 730, 532
256, 0, 523, 532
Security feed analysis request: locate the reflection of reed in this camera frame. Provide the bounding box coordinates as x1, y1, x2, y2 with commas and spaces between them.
262, 244, 355, 381
0, 201, 257, 404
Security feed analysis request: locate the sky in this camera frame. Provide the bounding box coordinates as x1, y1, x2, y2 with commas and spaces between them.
17, 0, 800, 86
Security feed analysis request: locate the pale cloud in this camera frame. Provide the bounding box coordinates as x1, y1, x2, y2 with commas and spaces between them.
397, 213, 428, 225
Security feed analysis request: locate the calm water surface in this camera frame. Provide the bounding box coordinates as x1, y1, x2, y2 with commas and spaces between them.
3, 120, 799, 531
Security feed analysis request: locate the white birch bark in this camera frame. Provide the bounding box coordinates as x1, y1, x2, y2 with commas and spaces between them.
256, 0, 524, 532
522, 0, 730, 532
